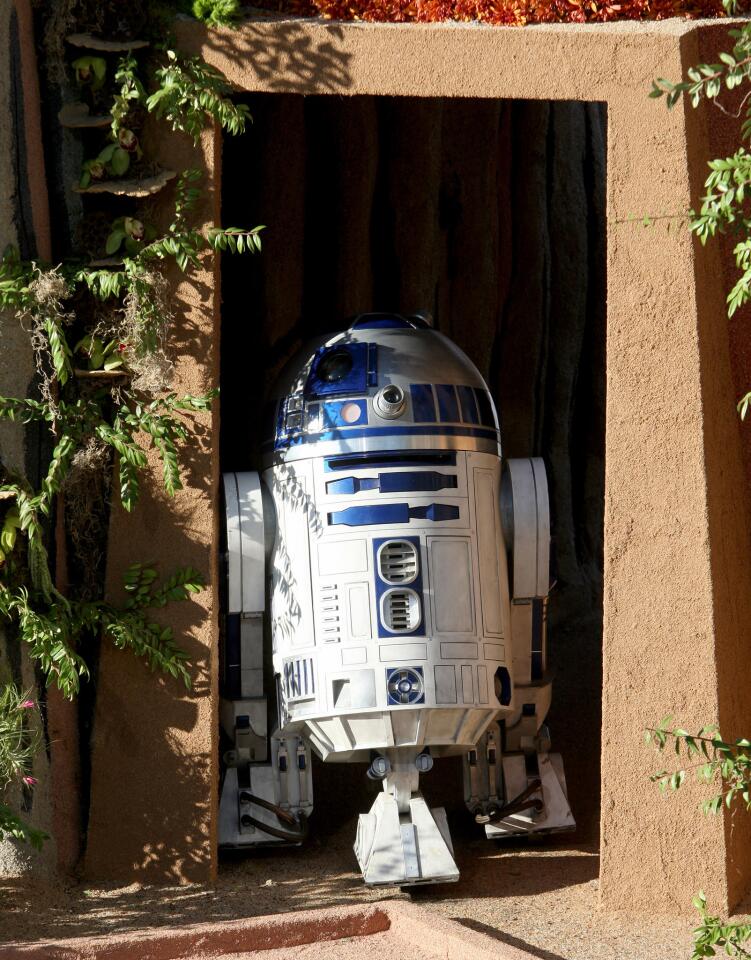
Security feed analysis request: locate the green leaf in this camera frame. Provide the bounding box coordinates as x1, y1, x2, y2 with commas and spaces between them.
105, 230, 126, 255
109, 148, 130, 177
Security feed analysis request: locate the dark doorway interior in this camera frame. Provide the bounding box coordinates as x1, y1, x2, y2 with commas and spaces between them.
220, 93, 606, 849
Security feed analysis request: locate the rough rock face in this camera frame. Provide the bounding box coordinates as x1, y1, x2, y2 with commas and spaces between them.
0, 0, 55, 878
222, 94, 606, 839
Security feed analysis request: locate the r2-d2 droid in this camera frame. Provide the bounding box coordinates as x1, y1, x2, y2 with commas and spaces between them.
220, 312, 574, 886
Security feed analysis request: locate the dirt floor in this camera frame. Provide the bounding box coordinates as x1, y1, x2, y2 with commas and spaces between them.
0, 819, 695, 960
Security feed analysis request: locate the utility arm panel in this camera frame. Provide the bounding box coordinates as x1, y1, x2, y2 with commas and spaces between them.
219, 472, 313, 848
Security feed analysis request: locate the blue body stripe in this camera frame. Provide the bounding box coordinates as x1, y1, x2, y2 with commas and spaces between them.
267, 424, 498, 452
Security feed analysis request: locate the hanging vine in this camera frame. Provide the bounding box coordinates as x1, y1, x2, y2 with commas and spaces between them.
0, 5, 261, 844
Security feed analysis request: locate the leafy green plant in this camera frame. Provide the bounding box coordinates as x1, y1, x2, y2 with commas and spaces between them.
0, 564, 201, 698
0, 804, 46, 849
74, 334, 126, 371
646, 718, 751, 814
134, 168, 264, 272
0, 684, 46, 850
104, 216, 151, 257
80, 142, 132, 187
692, 894, 751, 960
649, 0, 751, 420
647, 718, 751, 957
0, 1, 265, 860
146, 49, 251, 142
110, 55, 146, 140
190, 0, 241, 25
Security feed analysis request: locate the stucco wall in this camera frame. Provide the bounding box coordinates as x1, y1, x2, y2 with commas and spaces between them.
80, 15, 751, 915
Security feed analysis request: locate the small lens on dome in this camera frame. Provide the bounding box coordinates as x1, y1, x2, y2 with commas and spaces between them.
318, 349, 352, 383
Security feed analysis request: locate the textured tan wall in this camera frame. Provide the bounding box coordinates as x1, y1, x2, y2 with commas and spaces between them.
88, 15, 751, 912
85, 126, 221, 883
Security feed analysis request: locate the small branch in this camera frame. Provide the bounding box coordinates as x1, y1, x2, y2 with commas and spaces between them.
712, 88, 751, 120
73, 369, 130, 379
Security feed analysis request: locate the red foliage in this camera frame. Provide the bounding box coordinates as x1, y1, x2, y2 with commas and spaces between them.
257, 0, 735, 26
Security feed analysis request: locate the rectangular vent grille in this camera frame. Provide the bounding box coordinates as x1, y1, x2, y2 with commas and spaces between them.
382, 589, 420, 633
318, 583, 341, 643
283, 657, 316, 702
379, 540, 418, 584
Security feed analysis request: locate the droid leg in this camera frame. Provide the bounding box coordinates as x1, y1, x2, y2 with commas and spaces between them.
464, 718, 574, 838
354, 755, 459, 886
463, 458, 574, 838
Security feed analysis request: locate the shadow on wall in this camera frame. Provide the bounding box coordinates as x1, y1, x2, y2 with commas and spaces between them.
84, 264, 219, 882
201, 22, 353, 94
220, 94, 607, 843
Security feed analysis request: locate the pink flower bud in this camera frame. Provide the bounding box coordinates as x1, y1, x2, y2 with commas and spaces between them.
20, 700, 35, 709
22, 776, 37, 787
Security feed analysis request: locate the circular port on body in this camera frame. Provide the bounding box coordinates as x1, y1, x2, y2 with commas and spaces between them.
374, 384, 406, 419
340, 401, 363, 424
386, 667, 424, 704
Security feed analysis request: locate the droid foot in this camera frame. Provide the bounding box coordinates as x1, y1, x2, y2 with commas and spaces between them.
354, 791, 459, 886
484, 752, 575, 838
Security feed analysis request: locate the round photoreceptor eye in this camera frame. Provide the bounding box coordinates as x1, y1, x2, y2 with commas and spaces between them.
374, 384, 406, 420
318, 349, 353, 383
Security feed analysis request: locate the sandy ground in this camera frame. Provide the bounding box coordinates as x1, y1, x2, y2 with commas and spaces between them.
0, 818, 695, 960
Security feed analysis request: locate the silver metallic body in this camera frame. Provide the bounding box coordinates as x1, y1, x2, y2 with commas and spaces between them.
220, 314, 573, 885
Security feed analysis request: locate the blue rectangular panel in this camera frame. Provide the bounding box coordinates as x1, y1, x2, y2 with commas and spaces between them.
409, 503, 460, 522
326, 473, 456, 495
474, 388, 497, 429
436, 384, 460, 423
457, 385, 480, 424
328, 503, 411, 527
367, 343, 378, 386
321, 399, 368, 428
378, 471, 458, 493
222, 613, 241, 699
329, 502, 460, 526
410, 384, 436, 423
326, 476, 379, 495
373, 535, 424, 638
305, 343, 369, 398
